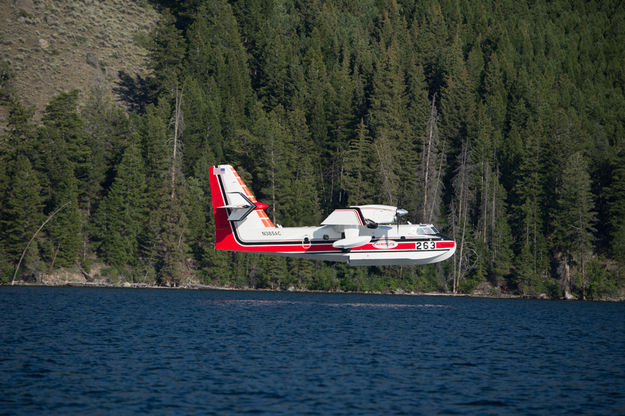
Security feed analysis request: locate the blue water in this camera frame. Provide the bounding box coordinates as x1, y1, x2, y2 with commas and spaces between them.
1, 287, 624, 415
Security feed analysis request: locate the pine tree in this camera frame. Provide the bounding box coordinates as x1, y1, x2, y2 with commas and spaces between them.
93, 141, 147, 266
511, 125, 549, 294
440, 35, 475, 155
413, 1, 448, 94
35, 91, 88, 269
303, 28, 332, 163
81, 86, 131, 209
180, 76, 219, 177
342, 119, 374, 206
44, 156, 81, 269
367, 42, 408, 205
607, 149, 625, 268
552, 152, 596, 298
489, 179, 514, 285
326, 53, 358, 205
482, 53, 507, 133
282, 108, 321, 226
40, 90, 90, 205
186, 0, 254, 141
149, 8, 186, 96
0, 155, 44, 277
256, 26, 293, 109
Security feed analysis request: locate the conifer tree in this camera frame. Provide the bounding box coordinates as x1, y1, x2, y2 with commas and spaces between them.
0, 155, 43, 277
440, 35, 475, 155
607, 149, 625, 267
257, 27, 293, 109
36, 91, 88, 269
327, 53, 358, 204
186, 0, 254, 141
489, 179, 514, 285
413, 1, 448, 93
303, 29, 332, 159
44, 156, 81, 269
552, 152, 596, 298
367, 43, 408, 205
40, 90, 90, 205
282, 108, 321, 225
93, 141, 147, 266
149, 8, 186, 97
511, 125, 549, 293
81, 86, 131, 210
343, 119, 374, 206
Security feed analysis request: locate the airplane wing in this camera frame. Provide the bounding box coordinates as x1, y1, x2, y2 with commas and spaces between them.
321, 209, 371, 249
321, 205, 409, 249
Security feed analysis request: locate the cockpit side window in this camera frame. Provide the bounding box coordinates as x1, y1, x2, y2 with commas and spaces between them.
417, 226, 438, 235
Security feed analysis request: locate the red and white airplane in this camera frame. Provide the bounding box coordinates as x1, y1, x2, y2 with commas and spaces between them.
209, 165, 456, 266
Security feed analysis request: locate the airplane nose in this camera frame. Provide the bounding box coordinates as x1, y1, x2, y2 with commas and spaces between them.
255, 202, 269, 210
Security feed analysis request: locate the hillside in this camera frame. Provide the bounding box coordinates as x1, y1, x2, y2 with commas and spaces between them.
0, 0, 158, 113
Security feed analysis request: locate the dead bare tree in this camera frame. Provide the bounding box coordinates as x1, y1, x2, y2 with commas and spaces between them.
423, 94, 437, 220
450, 141, 475, 293
170, 87, 184, 201
12, 201, 70, 285
421, 94, 444, 224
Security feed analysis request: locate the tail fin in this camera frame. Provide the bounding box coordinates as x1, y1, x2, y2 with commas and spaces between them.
209, 165, 274, 250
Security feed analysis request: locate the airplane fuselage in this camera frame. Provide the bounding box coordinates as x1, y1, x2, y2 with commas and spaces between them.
221, 220, 455, 266
210, 165, 456, 266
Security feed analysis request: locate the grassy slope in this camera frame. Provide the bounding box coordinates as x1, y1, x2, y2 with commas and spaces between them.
0, 0, 159, 114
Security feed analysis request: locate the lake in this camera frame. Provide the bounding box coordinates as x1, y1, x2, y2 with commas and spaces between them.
1, 287, 624, 415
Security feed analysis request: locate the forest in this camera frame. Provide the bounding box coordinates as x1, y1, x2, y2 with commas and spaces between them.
1, 0, 624, 298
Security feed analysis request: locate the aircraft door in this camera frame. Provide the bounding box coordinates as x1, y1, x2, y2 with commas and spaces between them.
302, 235, 311, 249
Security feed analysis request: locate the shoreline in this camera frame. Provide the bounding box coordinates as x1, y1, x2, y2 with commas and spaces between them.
4, 280, 624, 302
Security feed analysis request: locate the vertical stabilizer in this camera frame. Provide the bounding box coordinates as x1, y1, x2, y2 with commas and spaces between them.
209, 165, 274, 250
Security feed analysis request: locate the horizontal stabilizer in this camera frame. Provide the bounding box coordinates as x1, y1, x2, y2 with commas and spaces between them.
218, 205, 252, 209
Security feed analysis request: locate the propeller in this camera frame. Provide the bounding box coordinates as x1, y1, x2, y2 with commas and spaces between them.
395, 208, 408, 232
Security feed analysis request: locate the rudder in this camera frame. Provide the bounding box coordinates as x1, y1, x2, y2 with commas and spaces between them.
209, 165, 274, 250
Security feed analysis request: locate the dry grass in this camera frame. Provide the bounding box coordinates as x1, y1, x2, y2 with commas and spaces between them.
0, 0, 159, 116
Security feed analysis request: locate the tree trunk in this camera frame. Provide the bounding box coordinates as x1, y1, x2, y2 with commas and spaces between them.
270, 144, 276, 224
581, 251, 586, 300
423, 94, 439, 223
49, 243, 60, 273
12, 201, 70, 285
564, 261, 572, 299
171, 87, 183, 201
423, 95, 436, 220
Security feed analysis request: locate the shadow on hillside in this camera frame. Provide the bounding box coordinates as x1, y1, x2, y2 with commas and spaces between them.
114, 71, 150, 113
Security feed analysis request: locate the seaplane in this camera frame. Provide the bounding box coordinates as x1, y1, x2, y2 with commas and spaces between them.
209, 165, 456, 266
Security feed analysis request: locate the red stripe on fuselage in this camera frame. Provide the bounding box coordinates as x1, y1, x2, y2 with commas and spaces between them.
217, 238, 453, 254
436, 241, 455, 249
